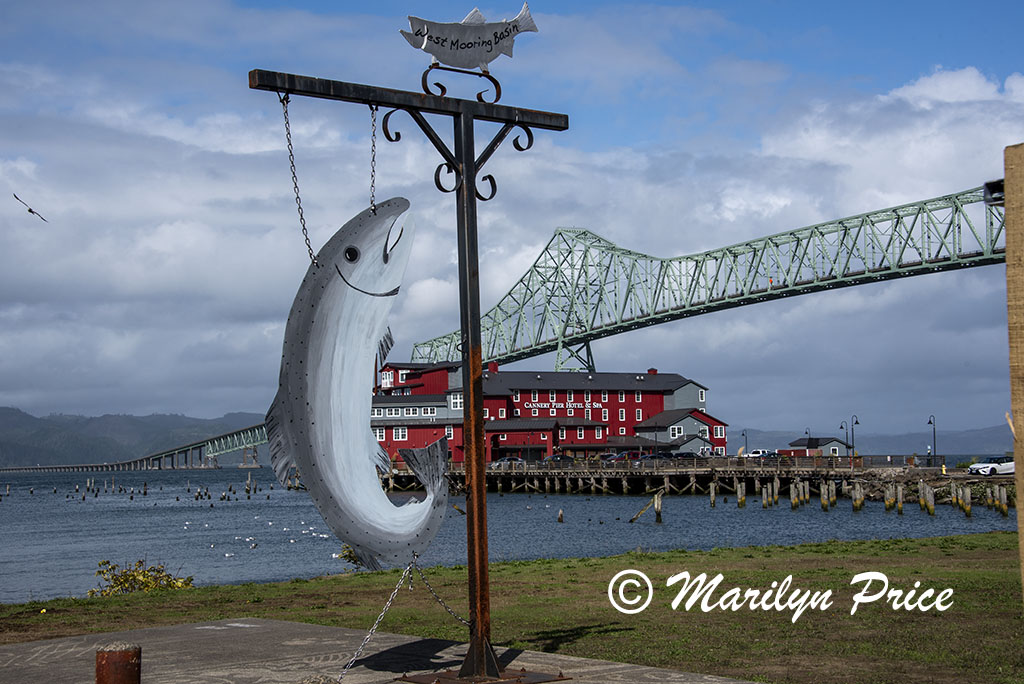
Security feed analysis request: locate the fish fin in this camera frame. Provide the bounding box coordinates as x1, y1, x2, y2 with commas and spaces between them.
501, 41, 514, 58
515, 3, 538, 33
265, 390, 294, 487
352, 546, 384, 572
462, 8, 486, 24
398, 437, 449, 496
376, 327, 394, 368
373, 443, 391, 475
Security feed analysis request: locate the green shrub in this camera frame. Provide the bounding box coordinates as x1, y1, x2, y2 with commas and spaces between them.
88, 559, 193, 597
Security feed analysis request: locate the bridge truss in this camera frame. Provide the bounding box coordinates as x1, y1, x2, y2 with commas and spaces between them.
411, 186, 1006, 369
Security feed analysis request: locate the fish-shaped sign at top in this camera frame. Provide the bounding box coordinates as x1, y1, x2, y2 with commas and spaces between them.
401, 3, 538, 72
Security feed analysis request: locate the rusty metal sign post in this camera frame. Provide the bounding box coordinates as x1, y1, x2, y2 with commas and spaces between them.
249, 68, 567, 682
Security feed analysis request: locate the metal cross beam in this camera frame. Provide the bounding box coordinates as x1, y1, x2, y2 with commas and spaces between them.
250, 68, 568, 681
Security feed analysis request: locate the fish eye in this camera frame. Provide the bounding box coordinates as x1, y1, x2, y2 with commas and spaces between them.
344, 247, 360, 263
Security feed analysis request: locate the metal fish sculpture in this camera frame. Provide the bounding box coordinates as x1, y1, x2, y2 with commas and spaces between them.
400, 3, 538, 72
266, 198, 449, 571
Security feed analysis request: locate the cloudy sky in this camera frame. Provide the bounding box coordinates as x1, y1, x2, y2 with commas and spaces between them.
2, 1, 1022, 438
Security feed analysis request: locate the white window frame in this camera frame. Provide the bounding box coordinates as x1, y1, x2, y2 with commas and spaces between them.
484, 408, 489, 418
499, 433, 507, 441
404, 407, 419, 417
713, 425, 725, 438
602, 408, 609, 421
635, 391, 642, 402
559, 427, 566, 439
830, 446, 839, 456
567, 390, 573, 401
698, 389, 706, 402
422, 407, 436, 417
549, 390, 557, 402
513, 390, 520, 402
669, 426, 684, 439
445, 425, 454, 439
699, 426, 709, 438
499, 408, 506, 418
541, 433, 547, 440
636, 409, 642, 421
585, 408, 591, 420
601, 391, 608, 402
567, 408, 574, 417
715, 446, 725, 456
618, 408, 625, 421
618, 391, 625, 402
393, 427, 407, 441
450, 393, 463, 410
381, 370, 394, 388
532, 408, 539, 417
596, 426, 603, 439
398, 370, 409, 383
514, 409, 520, 417
531, 390, 539, 401
577, 427, 585, 439
371, 408, 384, 417
584, 390, 591, 401
619, 427, 626, 435
373, 427, 386, 441
386, 407, 401, 417
549, 408, 556, 417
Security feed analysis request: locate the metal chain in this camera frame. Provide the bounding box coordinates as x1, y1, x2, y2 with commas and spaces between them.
335, 562, 413, 682
278, 93, 318, 266
413, 553, 470, 626
369, 104, 378, 215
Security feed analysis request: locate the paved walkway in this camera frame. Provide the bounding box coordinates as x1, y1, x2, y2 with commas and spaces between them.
0, 618, 756, 683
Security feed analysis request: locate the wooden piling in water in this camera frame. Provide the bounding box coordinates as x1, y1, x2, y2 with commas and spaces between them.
710, 481, 716, 508
963, 486, 972, 517
897, 483, 904, 514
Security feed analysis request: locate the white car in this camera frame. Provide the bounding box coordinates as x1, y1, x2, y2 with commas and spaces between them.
967, 455, 1015, 476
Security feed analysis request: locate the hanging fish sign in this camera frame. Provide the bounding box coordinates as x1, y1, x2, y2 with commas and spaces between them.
401, 3, 538, 72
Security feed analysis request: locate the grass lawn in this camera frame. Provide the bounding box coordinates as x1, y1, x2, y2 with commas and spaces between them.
2, 531, 1021, 684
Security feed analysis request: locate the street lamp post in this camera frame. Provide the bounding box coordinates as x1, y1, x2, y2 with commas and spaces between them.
839, 420, 849, 466
927, 415, 937, 468
742, 429, 748, 455
851, 415, 860, 469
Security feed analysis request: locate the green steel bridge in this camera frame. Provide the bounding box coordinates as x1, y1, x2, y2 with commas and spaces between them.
0, 424, 268, 473
411, 186, 1006, 370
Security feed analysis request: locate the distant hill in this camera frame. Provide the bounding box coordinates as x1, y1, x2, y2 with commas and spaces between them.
0, 408, 265, 467
733, 424, 1013, 456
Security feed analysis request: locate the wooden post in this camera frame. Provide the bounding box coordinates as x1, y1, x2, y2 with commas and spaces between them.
1005, 141, 1024, 614
897, 484, 904, 515
710, 481, 716, 508
654, 490, 663, 523
963, 486, 972, 518
96, 643, 141, 684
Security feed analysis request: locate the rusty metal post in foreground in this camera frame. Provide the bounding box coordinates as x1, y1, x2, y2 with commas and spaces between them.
1003, 142, 1024, 615
96, 642, 141, 684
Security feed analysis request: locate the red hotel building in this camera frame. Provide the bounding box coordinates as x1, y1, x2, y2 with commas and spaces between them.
372, 361, 727, 463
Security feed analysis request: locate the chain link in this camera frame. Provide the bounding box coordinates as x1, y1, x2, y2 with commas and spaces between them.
413, 553, 470, 626
335, 562, 413, 682
369, 104, 378, 215
278, 93, 318, 267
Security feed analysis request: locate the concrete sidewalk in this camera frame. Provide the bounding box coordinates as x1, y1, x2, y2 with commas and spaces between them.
0, 618, 755, 683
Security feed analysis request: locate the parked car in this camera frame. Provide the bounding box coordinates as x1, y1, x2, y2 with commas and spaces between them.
669, 450, 705, 460
967, 455, 1015, 476
641, 451, 678, 461
745, 449, 778, 459
542, 453, 574, 464
488, 456, 525, 470
605, 450, 644, 462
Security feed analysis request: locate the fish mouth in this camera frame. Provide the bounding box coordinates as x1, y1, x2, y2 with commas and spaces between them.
334, 264, 400, 298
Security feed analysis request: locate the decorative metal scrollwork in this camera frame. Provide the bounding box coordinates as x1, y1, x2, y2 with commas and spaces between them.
512, 125, 534, 152
476, 175, 497, 202
421, 64, 502, 103
434, 162, 462, 194
381, 109, 402, 142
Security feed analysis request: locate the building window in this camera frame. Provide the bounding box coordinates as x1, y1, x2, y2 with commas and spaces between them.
618, 391, 625, 402
398, 370, 409, 383
619, 427, 626, 436
577, 427, 585, 439
596, 426, 603, 439
567, 390, 573, 401
386, 407, 401, 417
567, 408, 574, 417
601, 391, 608, 402
830, 446, 839, 456
404, 407, 418, 417
714, 425, 725, 438
373, 428, 386, 441
698, 389, 706, 402
445, 425, 454, 439
531, 390, 538, 401
541, 434, 547, 440
636, 409, 642, 421
393, 427, 407, 441
549, 390, 557, 402
499, 408, 506, 418
635, 391, 642, 402
514, 409, 520, 417
403, 388, 411, 395
513, 390, 520, 402
532, 408, 539, 417
585, 409, 591, 420
618, 408, 625, 421
422, 407, 436, 416
549, 408, 556, 417
484, 408, 489, 418
559, 427, 566, 439
715, 446, 725, 456
699, 426, 709, 438
371, 408, 384, 417
602, 408, 608, 421
584, 390, 591, 401
381, 370, 393, 388
450, 393, 463, 410
500, 433, 507, 441
669, 426, 684, 439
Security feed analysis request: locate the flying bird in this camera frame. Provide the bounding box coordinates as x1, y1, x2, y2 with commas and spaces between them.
12, 193, 47, 222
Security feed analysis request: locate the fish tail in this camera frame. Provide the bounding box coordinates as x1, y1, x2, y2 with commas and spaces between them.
400, 29, 426, 49
398, 437, 449, 496
516, 2, 538, 33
